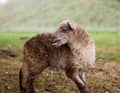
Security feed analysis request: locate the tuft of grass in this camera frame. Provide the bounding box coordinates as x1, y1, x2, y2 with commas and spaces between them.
43, 79, 51, 87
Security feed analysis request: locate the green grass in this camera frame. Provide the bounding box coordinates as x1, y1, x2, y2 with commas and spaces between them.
91, 32, 120, 61
0, 31, 120, 61
0, 32, 38, 50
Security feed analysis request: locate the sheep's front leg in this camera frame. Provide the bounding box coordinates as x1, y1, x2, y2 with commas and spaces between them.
79, 69, 86, 85
65, 67, 88, 93
74, 75, 88, 93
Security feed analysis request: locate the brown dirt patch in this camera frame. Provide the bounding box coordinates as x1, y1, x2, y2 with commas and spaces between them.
0, 46, 17, 59
0, 59, 120, 93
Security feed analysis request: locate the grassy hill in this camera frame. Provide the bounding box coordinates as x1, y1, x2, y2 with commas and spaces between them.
0, 0, 120, 31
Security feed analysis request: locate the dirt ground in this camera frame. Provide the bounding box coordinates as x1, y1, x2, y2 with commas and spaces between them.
0, 57, 120, 93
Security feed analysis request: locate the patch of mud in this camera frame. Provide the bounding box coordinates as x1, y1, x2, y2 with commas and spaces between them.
20, 36, 29, 40
0, 45, 17, 58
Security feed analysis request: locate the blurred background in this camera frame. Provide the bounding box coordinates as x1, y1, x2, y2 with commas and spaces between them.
0, 0, 120, 93
0, 0, 120, 31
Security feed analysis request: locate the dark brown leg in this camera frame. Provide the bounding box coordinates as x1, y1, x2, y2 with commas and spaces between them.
18, 69, 35, 93
25, 78, 35, 93
18, 69, 26, 93
19, 60, 49, 93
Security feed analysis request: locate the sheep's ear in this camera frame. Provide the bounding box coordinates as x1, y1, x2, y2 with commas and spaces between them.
67, 21, 77, 30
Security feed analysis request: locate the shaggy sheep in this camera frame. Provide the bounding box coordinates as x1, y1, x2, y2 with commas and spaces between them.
19, 21, 95, 93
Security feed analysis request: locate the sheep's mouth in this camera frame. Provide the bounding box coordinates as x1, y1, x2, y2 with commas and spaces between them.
52, 40, 62, 47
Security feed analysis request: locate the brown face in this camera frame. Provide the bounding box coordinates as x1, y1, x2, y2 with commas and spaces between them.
52, 21, 73, 47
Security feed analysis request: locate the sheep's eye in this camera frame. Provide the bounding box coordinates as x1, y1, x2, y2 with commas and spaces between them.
62, 27, 68, 31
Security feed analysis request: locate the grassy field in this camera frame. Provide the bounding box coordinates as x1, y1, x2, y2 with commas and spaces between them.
0, 31, 120, 93
0, 32, 38, 50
